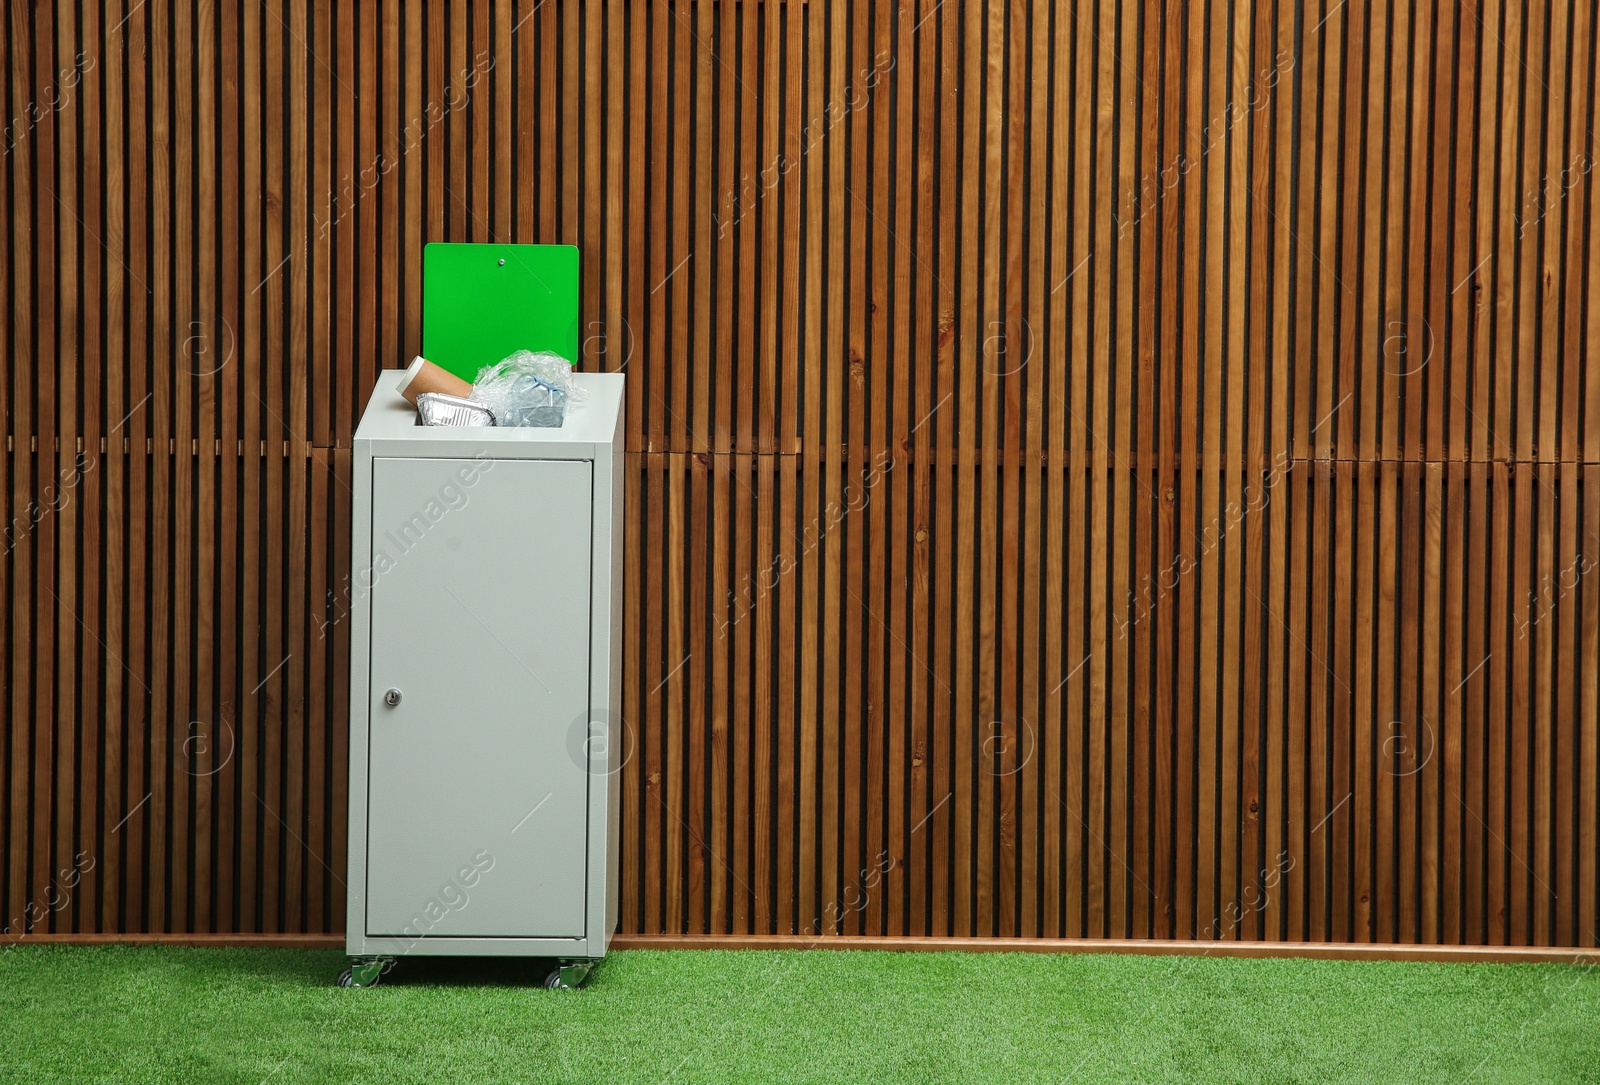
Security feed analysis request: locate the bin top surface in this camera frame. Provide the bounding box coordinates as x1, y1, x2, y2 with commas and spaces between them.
356, 370, 624, 448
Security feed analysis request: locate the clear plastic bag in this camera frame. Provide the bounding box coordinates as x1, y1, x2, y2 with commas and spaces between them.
469, 350, 582, 427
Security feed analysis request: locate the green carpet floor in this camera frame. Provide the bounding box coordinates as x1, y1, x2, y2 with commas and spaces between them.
1, 945, 1596, 1083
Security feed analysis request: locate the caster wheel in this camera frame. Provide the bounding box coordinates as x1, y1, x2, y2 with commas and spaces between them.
339, 958, 390, 988
338, 967, 384, 988
545, 959, 595, 989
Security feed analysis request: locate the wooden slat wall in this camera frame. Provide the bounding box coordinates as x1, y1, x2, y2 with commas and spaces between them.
3, 0, 1598, 947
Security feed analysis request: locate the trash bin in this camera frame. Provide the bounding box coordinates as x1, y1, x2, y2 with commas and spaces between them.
341, 367, 624, 989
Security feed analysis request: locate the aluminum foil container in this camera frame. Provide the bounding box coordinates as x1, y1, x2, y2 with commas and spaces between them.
415, 391, 496, 427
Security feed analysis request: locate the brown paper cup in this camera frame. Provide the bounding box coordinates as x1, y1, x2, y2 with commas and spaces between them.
397, 355, 474, 406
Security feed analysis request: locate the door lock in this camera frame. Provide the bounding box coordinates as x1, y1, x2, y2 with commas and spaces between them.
384, 688, 402, 707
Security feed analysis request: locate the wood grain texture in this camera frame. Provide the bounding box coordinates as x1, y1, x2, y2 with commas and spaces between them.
2, 0, 1598, 950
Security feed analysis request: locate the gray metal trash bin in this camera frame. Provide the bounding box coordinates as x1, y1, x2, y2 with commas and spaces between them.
341, 370, 624, 989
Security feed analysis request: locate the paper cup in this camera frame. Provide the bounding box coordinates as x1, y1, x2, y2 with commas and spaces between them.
397, 355, 474, 406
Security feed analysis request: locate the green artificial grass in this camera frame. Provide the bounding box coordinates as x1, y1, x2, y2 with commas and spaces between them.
1, 945, 1597, 1083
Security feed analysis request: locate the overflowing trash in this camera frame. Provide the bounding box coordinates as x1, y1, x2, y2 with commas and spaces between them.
398, 351, 582, 428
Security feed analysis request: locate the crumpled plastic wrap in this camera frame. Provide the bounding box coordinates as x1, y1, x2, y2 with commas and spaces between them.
469, 350, 583, 427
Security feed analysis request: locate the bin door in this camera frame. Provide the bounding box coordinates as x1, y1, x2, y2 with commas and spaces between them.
364, 456, 592, 939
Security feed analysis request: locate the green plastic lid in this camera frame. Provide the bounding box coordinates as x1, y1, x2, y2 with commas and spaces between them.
422, 242, 580, 382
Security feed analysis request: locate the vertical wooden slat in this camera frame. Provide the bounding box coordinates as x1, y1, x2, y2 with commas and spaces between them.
750, 455, 773, 933
775, 453, 797, 933
1508, 470, 1533, 945
1532, 464, 1558, 946
621, 453, 644, 932
886, 3, 918, 940
1372, 467, 1397, 943
328, 447, 352, 929
1330, 462, 1355, 942
76, 0, 105, 934
28, 0, 58, 943
1419, 464, 1443, 943
189, 0, 218, 934
683, 458, 706, 933
1487, 463, 1511, 944
663, 455, 684, 931
145, 0, 173, 934
643, 457, 665, 932
1582, 466, 1599, 947
1353, 465, 1376, 942
1395, 465, 1420, 942
237, 0, 263, 934
362, 1, 386, 416
709, 452, 730, 931
1282, 461, 1306, 943
126, 0, 152, 932
1303, 463, 1330, 942
1440, 465, 1466, 944
1039, 0, 1068, 939
98, 0, 129, 935
1460, 462, 1489, 944
51, 0, 80, 937
1554, 463, 1578, 947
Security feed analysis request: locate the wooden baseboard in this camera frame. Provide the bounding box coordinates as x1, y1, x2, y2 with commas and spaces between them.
2, 933, 345, 949
7, 931, 1593, 964
609, 933, 1599, 965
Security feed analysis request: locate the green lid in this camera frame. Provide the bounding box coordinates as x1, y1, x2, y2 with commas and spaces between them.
422, 242, 580, 382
